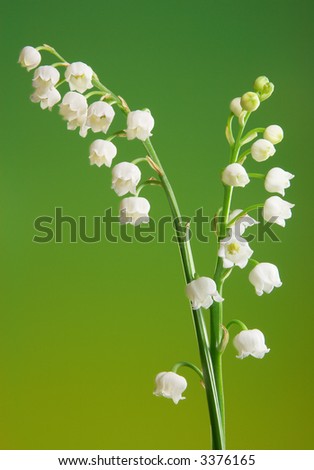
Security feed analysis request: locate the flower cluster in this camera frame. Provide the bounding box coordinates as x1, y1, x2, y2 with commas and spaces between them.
19, 45, 156, 227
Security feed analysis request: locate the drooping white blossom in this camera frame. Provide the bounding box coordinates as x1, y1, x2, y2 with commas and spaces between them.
112, 162, 141, 196
31, 86, 61, 110
87, 101, 115, 134
65, 62, 93, 93
126, 110, 154, 141
262, 196, 294, 227
251, 139, 276, 162
153, 372, 187, 405
186, 277, 223, 310
233, 329, 270, 359
222, 163, 250, 187
218, 236, 253, 269
120, 197, 150, 225
89, 140, 117, 168
228, 209, 258, 236
264, 168, 294, 196
230, 97, 243, 117
59, 92, 89, 137
240, 92, 260, 112
249, 262, 282, 296
32, 66, 60, 90
18, 46, 41, 71
263, 125, 284, 144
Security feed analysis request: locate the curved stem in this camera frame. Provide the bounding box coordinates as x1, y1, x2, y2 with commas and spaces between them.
172, 361, 204, 380
136, 179, 162, 196
248, 173, 265, 179
226, 319, 248, 331
227, 203, 264, 227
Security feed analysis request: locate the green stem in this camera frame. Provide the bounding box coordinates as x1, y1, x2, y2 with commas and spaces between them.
248, 173, 265, 179
172, 361, 204, 380
241, 127, 265, 144
226, 320, 248, 331
136, 179, 162, 196
227, 203, 264, 228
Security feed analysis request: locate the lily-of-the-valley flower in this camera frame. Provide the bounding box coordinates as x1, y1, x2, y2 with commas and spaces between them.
251, 139, 276, 162
240, 92, 260, 112
218, 236, 253, 269
262, 195, 294, 227
263, 125, 284, 144
153, 372, 187, 405
228, 209, 258, 236
18, 46, 41, 71
59, 91, 89, 137
249, 262, 282, 296
186, 277, 223, 310
233, 329, 270, 359
126, 110, 154, 141
112, 162, 141, 196
65, 61, 93, 93
222, 163, 250, 187
264, 167, 294, 196
230, 97, 243, 117
120, 197, 150, 225
31, 86, 61, 110
89, 140, 117, 168
87, 101, 115, 134
32, 66, 60, 90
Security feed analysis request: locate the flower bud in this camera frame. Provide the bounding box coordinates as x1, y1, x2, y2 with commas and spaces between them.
112, 162, 141, 196
31, 86, 61, 111
59, 92, 88, 137
186, 277, 223, 310
153, 372, 187, 405
251, 139, 276, 162
126, 110, 154, 141
263, 125, 284, 144
120, 197, 150, 226
65, 62, 93, 93
249, 262, 282, 296
254, 76, 269, 93
221, 163, 250, 187
233, 329, 270, 359
87, 101, 115, 134
264, 167, 294, 196
230, 97, 242, 117
89, 140, 117, 168
240, 92, 260, 112
18, 46, 41, 71
218, 236, 253, 269
262, 196, 294, 227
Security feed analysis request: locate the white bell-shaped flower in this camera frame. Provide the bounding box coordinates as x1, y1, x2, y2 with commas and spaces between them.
18, 46, 41, 71
230, 97, 243, 117
87, 101, 115, 134
32, 66, 60, 90
65, 61, 93, 93
112, 162, 141, 196
249, 262, 282, 296
222, 163, 250, 187
251, 139, 276, 162
233, 329, 270, 359
126, 110, 154, 141
120, 197, 150, 226
228, 209, 258, 236
263, 125, 284, 144
218, 235, 253, 269
59, 92, 89, 137
186, 277, 223, 310
263, 196, 294, 227
89, 140, 117, 168
153, 372, 187, 405
264, 167, 294, 196
31, 86, 61, 110
240, 92, 260, 112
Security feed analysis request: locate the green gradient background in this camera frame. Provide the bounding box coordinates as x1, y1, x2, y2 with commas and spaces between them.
1, 0, 313, 450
